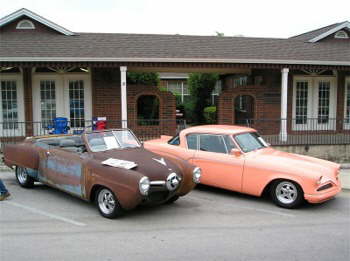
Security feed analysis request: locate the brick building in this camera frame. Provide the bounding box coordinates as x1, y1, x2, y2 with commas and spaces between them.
0, 8, 349, 144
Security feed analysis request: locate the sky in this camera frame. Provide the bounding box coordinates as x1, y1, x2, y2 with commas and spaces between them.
1, 0, 349, 38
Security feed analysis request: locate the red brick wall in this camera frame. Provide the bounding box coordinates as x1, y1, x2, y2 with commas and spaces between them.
91, 68, 176, 138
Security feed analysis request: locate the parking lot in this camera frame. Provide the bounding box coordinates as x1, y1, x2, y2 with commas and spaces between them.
0, 170, 349, 261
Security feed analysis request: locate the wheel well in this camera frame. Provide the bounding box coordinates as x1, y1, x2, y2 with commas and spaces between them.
261, 178, 303, 197
90, 184, 105, 202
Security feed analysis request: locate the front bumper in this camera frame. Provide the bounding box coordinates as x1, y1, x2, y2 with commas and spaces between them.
304, 182, 342, 204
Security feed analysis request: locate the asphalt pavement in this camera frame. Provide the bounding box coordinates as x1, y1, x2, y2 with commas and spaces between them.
0, 170, 349, 261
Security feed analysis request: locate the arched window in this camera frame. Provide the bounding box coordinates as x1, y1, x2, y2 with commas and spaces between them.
234, 95, 255, 124
16, 19, 35, 29
334, 30, 349, 39
137, 95, 160, 125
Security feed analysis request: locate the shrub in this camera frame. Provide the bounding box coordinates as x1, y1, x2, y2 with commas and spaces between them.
204, 106, 217, 124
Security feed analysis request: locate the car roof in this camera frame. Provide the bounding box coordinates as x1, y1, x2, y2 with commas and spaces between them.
180, 125, 256, 136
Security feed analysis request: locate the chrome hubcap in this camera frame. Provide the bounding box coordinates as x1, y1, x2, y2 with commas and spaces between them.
276, 182, 298, 204
98, 189, 116, 215
17, 167, 28, 184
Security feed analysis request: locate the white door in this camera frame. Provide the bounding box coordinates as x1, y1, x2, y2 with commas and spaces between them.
32, 73, 92, 135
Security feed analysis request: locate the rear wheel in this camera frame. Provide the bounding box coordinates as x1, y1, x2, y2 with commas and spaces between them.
96, 187, 123, 219
271, 180, 304, 208
15, 166, 34, 188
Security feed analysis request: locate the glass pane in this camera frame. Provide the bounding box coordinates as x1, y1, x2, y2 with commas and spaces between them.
1, 80, 18, 129
199, 135, 227, 154
317, 81, 330, 124
295, 81, 308, 124
346, 82, 350, 123
69, 80, 85, 128
186, 134, 198, 150
40, 80, 56, 128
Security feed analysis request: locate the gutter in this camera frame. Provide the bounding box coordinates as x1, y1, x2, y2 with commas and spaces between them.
1, 57, 350, 66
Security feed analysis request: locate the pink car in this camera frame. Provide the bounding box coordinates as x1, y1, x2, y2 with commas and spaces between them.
145, 125, 341, 208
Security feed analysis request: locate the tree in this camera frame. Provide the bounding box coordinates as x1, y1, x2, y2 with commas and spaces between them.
187, 73, 218, 124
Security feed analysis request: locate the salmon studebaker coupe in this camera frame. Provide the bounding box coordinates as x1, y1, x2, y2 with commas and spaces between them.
3, 129, 201, 218
144, 125, 341, 208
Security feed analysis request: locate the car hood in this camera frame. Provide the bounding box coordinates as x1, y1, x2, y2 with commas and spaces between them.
246, 147, 340, 180
91, 147, 183, 181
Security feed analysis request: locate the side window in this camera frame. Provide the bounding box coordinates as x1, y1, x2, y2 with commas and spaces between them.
199, 135, 227, 154
168, 135, 180, 146
186, 134, 198, 150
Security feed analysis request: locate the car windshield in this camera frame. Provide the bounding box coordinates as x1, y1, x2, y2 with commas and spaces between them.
234, 132, 268, 153
86, 130, 141, 152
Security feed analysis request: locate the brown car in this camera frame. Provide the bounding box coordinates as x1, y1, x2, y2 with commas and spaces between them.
3, 129, 201, 218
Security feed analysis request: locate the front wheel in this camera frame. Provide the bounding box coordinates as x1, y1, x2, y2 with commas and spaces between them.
166, 195, 179, 204
96, 188, 123, 219
16, 166, 34, 188
271, 180, 304, 208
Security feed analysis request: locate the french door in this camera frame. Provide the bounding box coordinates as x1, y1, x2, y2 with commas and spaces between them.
293, 76, 337, 131
32, 74, 92, 135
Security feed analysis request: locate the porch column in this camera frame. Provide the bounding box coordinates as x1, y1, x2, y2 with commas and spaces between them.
120, 66, 127, 128
280, 68, 289, 142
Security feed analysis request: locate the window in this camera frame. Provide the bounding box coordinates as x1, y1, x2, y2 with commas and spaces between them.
16, 19, 35, 29
234, 132, 267, 153
293, 77, 336, 130
295, 81, 309, 124
69, 80, 85, 128
186, 134, 198, 150
199, 134, 227, 154
334, 30, 349, 39
168, 135, 180, 146
137, 95, 159, 125
40, 80, 56, 127
1, 81, 18, 129
345, 78, 350, 129
166, 81, 189, 104
223, 135, 236, 151
317, 81, 330, 124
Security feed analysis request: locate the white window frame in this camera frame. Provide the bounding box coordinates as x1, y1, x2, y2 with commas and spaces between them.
292, 76, 337, 131
32, 73, 92, 135
0, 73, 25, 136
344, 77, 350, 130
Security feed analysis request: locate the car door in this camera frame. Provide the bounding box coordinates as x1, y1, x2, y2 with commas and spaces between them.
191, 134, 244, 192
39, 145, 85, 198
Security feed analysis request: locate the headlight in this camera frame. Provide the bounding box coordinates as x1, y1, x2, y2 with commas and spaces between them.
139, 176, 150, 196
192, 167, 201, 184
166, 173, 181, 191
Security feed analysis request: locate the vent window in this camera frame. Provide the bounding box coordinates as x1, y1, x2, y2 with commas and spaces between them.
334, 30, 349, 39
16, 19, 35, 29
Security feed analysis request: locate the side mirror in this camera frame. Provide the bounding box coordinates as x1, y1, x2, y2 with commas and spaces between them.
230, 148, 242, 157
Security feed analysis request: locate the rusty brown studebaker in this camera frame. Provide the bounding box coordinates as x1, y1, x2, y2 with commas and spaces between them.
3, 129, 201, 218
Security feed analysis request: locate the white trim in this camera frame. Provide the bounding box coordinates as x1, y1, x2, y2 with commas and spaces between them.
0, 8, 74, 36
280, 68, 289, 141
1, 57, 350, 66
16, 19, 35, 29
120, 66, 127, 128
344, 77, 350, 130
292, 76, 337, 131
309, 21, 350, 43
0, 73, 25, 137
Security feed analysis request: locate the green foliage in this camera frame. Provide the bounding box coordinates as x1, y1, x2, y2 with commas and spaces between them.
204, 106, 217, 124
127, 72, 160, 86
187, 73, 219, 124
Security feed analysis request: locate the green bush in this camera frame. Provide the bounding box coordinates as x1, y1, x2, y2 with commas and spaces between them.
188, 73, 218, 124
204, 106, 217, 124
127, 72, 160, 86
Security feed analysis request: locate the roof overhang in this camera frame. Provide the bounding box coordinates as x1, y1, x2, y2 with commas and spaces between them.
309, 21, 350, 43
0, 8, 75, 36
1, 57, 349, 67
